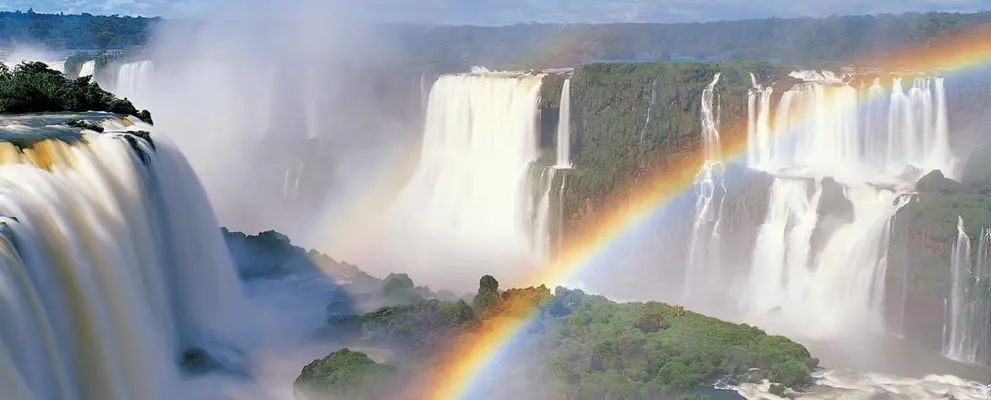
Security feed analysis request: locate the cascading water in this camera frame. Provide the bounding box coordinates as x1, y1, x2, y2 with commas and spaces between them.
684, 73, 725, 299
741, 72, 956, 338
78, 61, 95, 78
114, 61, 155, 108
0, 115, 244, 399
555, 79, 572, 169
534, 168, 557, 260
351, 72, 548, 288
944, 217, 991, 364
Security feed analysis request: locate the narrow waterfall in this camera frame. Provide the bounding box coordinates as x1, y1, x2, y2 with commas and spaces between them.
740, 72, 953, 338
685, 73, 725, 298
944, 217, 991, 364
0, 116, 243, 399
555, 79, 572, 169
352, 72, 547, 288
78, 61, 95, 78
534, 168, 557, 260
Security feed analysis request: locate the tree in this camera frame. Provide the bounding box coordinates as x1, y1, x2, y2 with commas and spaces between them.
472, 275, 501, 316
294, 348, 398, 400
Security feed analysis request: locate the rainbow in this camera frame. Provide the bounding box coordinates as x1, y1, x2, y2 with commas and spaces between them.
422, 23, 991, 400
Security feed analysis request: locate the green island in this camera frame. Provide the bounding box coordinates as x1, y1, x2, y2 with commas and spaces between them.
0, 61, 152, 123
295, 273, 816, 399
220, 230, 816, 399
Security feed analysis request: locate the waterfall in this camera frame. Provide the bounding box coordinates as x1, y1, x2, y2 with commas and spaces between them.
0, 116, 244, 399
78, 61, 95, 78
740, 72, 954, 338
748, 76, 955, 181
534, 168, 557, 259
359, 72, 547, 288
114, 61, 155, 108
685, 73, 725, 299
700, 73, 722, 161
420, 71, 431, 115
944, 217, 991, 364
555, 79, 572, 169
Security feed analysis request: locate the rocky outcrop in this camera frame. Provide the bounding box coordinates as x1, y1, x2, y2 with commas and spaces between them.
887, 168, 991, 353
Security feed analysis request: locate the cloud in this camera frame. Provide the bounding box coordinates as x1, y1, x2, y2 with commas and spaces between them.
0, 0, 988, 22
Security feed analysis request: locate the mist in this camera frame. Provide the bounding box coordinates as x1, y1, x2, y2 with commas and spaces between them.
141, 0, 423, 248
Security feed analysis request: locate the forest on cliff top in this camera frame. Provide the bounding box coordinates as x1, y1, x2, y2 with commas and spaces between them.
1, 9, 986, 70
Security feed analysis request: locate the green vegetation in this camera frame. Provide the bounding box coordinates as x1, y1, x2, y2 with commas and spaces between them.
0, 10, 155, 49
295, 348, 400, 400
0, 61, 151, 122
399, 11, 991, 71
301, 275, 817, 399
887, 160, 991, 349
1, 9, 986, 72
561, 61, 789, 228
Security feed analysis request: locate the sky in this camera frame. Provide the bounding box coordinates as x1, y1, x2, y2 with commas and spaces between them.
0, 0, 988, 23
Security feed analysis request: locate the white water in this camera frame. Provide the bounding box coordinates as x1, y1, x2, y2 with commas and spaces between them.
740, 72, 956, 338
78, 61, 95, 78
114, 61, 155, 108
748, 76, 955, 180
728, 369, 990, 399
534, 168, 557, 261
555, 79, 572, 169
685, 73, 725, 298
944, 217, 991, 364
344, 72, 547, 288
0, 118, 244, 399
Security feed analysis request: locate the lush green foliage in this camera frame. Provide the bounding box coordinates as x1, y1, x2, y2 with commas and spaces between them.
2, 10, 985, 73
306, 276, 817, 399
472, 274, 501, 316
359, 298, 473, 359
295, 349, 399, 400
398, 11, 991, 71
382, 273, 425, 306
0, 61, 151, 121
533, 289, 815, 398
0, 10, 155, 49
887, 161, 991, 348
561, 61, 788, 227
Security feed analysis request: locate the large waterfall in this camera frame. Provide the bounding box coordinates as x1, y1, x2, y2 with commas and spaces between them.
945, 217, 991, 364
353, 72, 548, 288
0, 115, 243, 399
739, 73, 956, 338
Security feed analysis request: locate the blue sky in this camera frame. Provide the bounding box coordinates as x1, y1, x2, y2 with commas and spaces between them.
0, 0, 988, 23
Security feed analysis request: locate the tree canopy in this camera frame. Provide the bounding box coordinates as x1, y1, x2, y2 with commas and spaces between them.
0, 10, 156, 49
304, 275, 818, 399
0, 61, 151, 122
